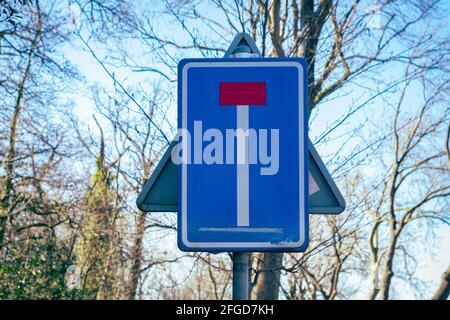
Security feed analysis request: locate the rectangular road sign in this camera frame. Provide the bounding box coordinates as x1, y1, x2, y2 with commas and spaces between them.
177, 58, 309, 251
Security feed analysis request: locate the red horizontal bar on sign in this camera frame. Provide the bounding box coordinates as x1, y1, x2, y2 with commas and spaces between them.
219, 82, 266, 106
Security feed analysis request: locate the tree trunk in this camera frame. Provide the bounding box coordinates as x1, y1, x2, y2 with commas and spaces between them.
368, 266, 380, 300
0, 50, 33, 248
432, 265, 450, 300
254, 252, 283, 300
128, 211, 146, 299
0, 0, 41, 249
378, 231, 398, 300
254, 0, 331, 300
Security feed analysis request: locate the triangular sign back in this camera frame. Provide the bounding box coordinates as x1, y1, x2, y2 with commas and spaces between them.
223, 32, 262, 57
136, 140, 346, 214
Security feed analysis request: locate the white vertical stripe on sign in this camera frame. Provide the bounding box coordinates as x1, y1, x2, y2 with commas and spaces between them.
237, 105, 249, 227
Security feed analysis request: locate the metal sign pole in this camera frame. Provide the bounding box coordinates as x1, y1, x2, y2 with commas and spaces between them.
227, 35, 261, 301
232, 252, 249, 300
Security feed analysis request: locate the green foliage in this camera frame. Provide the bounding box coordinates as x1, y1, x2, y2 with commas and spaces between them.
73, 154, 118, 299
0, 235, 73, 300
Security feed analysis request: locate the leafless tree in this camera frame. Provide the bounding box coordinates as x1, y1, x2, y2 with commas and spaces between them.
363, 70, 449, 300
132, 0, 449, 299
5, 0, 444, 300
0, 0, 85, 299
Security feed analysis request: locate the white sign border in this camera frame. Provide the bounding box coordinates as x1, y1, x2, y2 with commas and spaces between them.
181, 61, 306, 249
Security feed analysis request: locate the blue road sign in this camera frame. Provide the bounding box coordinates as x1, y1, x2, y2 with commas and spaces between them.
176, 58, 308, 252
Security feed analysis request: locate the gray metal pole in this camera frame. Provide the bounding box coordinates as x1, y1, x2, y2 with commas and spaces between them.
227, 36, 260, 301
232, 252, 249, 300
